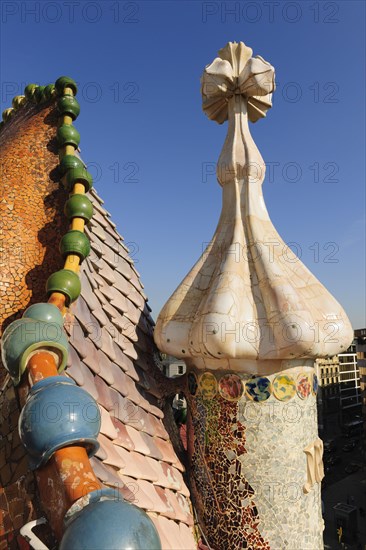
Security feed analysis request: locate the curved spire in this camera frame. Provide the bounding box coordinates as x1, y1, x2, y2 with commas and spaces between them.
154, 41, 353, 372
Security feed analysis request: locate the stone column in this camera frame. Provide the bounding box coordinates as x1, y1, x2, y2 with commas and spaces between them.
155, 41, 353, 549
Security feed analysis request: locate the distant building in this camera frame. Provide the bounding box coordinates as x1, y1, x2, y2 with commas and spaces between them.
338, 341, 362, 414
160, 353, 186, 378
354, 328, 366, 428
315, 331, 365, 432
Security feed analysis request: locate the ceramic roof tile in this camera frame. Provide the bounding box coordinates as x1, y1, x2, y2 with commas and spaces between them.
149, 460, 172, 489
146, 489, 175, 518
92, 288, 107, 307
111, 417, 135, 452
65, 344, 84, 386
93, 260, 117, 286
165, 465, 190, 498
138, 433, 163, 461
149, 515, 175, 545
103, 324, 126, 350
128, 289, 145, 311
176, 493, 194, 526
154, 437, 182, 466
95, 440, 108, 462
111, 269, 139, 300
99, 405, 119, 440
89, 457, 123, 488
125, 379, 147, 408
122, 340, 139, 361
94, 349, 115, 385
119, 476, 155, 511
112, 341, 139, 381
92, 200, 113, 220
80, 271, 100, 311
65, 317, 88, 359
91, 232, 133, 279
129, 407, 157, 437
114, 254, 135, 281
83, 261, 99, 290
119, 319, 139, 343
82, 340, 101, 375
163, 517, 196, 549
122, 298, 141, 325
89, 223, 107, 243
117, 449, 159, 482
98, 434, 125, 469
136, 387, 164, 419
73, 295, 95, 334
106, 227, 124, 246
105, 314, 133, 341
123, 425, 151, 456
109, 389, 142, 431
108, 362, 132, 398
76, 361, 99, 401
100, 299, 119, 320
135, 364, 163, 399
94, 327, 116, 361
179, 522, 198, 549
90, 188, 104, 205
126, 268, 143, 290
90, 314, 107, 345
94, 375, 116, 411
153, 462, 182, 492
130, 385, 157, 415
152, 486, 176, 521
173, 458, 185, 474
91, 209, 109, 229
149, 486, 181, 517
103, 286, 128, 312
148, 413, 170, 440
164, 489, 193, 526
91, 306, 109, 327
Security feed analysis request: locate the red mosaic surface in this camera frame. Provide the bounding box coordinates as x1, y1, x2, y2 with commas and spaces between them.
187, 391, 270, 549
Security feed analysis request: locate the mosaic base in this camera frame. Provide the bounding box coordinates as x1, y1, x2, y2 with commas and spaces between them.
187, 365, 323, 550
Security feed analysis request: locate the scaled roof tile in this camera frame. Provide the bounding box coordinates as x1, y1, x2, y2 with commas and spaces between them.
82, 340, 101, 375
65, 345, 84, 386
148, 515, 174, 550
99, 405, 119, 440
117, 449, 159, 482
98, 434, 126, 470
111, 417, 135, 452
90, 457, 124, 488
119, 476, 155, 510
94, 349, 115, 385
94, 375, 116, 411
43, 184, 195, 543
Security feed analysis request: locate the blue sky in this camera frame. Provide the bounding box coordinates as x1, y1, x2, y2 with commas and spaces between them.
1, 0, 365, 328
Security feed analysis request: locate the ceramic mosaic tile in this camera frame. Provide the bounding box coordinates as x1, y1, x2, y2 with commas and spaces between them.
245, 376, 271, 402
272, 374, 296, 402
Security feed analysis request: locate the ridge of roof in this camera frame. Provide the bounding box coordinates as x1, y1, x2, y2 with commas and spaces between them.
0, 78, 197, 548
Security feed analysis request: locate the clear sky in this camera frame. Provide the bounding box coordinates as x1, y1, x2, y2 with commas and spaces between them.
1, 0, 365, 328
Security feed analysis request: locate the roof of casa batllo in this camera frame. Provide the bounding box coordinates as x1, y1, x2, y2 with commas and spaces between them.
0, 85, 197, 549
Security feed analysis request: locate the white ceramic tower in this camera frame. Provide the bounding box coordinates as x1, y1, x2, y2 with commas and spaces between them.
155, 42, 353, 549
